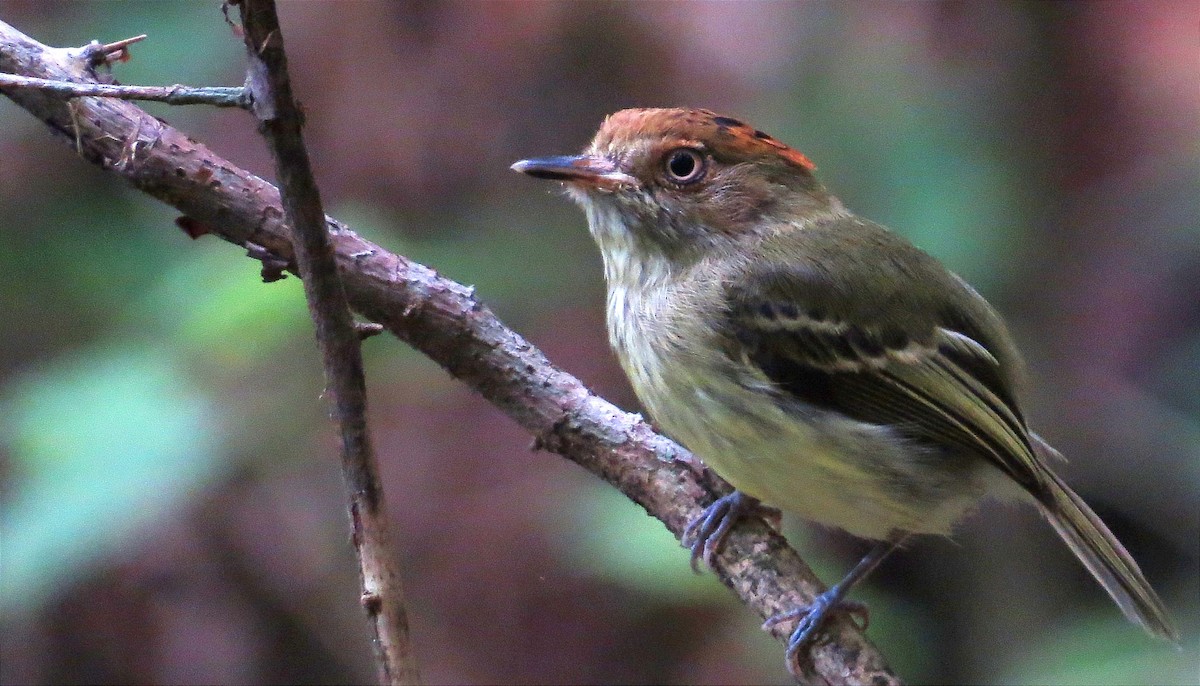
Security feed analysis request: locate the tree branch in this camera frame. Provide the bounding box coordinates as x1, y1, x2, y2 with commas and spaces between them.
0, 18, 900, 685
232, 1, 419, 683
0, 72, 250, 107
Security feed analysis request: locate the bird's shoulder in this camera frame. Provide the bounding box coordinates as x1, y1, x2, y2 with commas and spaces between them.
725, 219, 1015, 365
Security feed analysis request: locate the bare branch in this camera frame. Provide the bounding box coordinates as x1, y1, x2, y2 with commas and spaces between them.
0, 72, 250, 107
234, 1, 420, 683
0, 18, 900, 685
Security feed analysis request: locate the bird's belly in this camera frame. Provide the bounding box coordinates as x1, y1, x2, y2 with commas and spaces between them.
607, 287, 988, 540
635, 364, 988, 540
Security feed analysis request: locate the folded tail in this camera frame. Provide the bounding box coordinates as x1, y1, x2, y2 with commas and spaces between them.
1036, 464, 1179, 643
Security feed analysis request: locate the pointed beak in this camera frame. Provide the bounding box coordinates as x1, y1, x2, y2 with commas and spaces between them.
510, 155, 637, 189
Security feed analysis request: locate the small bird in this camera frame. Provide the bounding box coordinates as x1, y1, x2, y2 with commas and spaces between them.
511, 108, 1177, 672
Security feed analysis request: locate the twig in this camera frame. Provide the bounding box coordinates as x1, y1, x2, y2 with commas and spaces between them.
355, 322, 385, 340
0, 73, 250, 108
98, 33, 148, 53
234, 2, 419, 684
79, 33, 147, 66
0, 18, 901, 686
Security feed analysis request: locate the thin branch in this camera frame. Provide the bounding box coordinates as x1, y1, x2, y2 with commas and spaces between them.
97, 33, 148, 54
78, 33, 147, 66
0, 72, 250, 107
234, 1, 419, 684
0, 19, 901, 686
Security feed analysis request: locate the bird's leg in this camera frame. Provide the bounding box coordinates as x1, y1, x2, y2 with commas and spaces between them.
681, 490, 759, 572
764, 533, 908, 670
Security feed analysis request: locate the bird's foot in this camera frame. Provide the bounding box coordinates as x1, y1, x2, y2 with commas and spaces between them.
681, 490, 758, 572
763, 591, 870, 669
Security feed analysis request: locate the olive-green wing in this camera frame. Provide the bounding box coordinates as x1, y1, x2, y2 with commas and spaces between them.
723, 262, 1045, 492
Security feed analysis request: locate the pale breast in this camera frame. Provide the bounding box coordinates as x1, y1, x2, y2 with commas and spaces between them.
605, 278, 800, 493
601, 259, 991, 540
573, 161, 990, 537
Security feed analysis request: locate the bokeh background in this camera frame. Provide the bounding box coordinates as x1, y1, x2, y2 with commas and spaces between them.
2, 1, 1197, 684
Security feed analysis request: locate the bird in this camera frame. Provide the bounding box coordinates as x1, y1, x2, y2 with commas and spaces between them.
511, 107, 1178, 673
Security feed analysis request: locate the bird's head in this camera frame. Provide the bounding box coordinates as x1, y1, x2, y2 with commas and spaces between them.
513, 108, 841, 272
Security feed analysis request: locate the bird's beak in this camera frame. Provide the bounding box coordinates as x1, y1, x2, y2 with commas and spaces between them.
510, 155, 637, 189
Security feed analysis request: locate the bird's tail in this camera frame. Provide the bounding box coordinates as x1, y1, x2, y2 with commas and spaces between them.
1036, 465, 1179, 643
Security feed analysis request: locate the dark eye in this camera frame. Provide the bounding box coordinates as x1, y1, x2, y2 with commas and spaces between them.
663, 148, 706, 184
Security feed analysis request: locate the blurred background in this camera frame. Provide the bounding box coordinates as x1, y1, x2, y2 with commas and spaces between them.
1, 1, 1197, 684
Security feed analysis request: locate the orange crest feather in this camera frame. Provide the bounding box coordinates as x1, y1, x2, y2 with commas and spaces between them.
592, 108, 816, 172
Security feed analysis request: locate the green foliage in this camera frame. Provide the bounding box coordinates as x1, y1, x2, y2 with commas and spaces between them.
995, 618, 1199, 685
333, 199, 602, 320
130, 239, 310, 365
768, 31, 1032, 292
560, 482, 722, 603
0, 189, 313, 618
1, 347, 223, 615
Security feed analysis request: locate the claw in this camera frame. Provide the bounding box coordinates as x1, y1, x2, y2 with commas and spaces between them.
763, 595, 871, 646
764, 592, 872, 674
762, 534, 906, 678
846, 602, 870, 632
681, 491, 755, 572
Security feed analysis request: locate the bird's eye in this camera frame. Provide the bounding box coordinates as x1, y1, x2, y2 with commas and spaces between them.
663, 148, 706, 184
